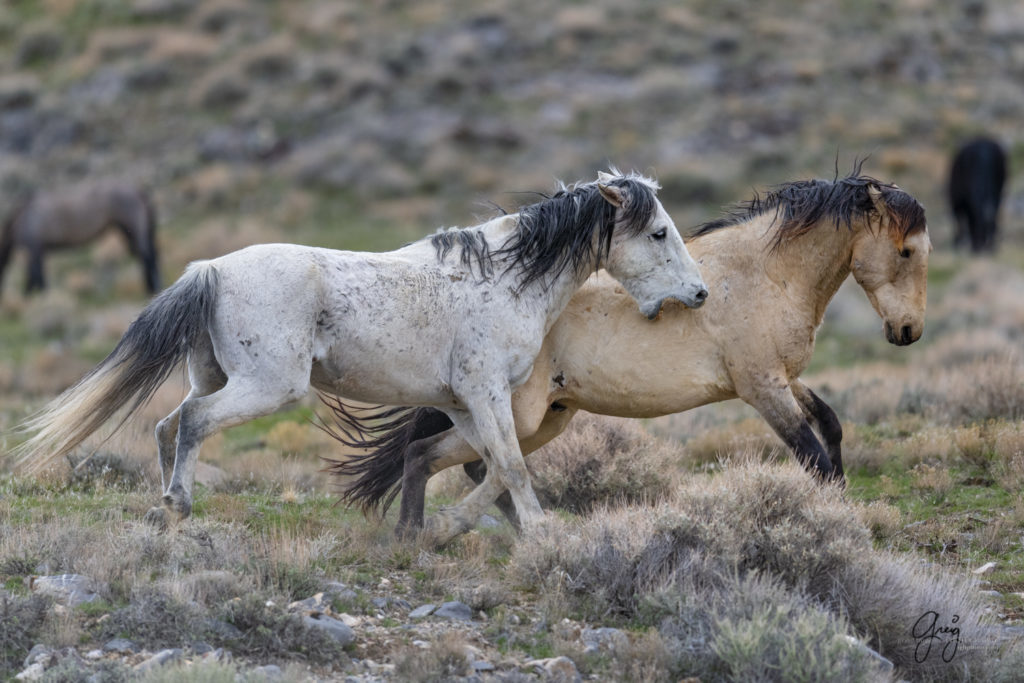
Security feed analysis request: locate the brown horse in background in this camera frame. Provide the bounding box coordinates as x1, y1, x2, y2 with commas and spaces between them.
0, 180, 160, 297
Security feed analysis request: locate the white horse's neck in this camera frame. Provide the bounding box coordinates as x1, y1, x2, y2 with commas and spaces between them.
488, 212, 604, 333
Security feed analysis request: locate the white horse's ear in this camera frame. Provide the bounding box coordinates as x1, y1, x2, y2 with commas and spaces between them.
597, 170, 616, 183
598, 183, 625, 208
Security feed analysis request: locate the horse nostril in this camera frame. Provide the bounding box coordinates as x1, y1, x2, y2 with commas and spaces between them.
695, 288, 708, 302
901, 325, 913, 344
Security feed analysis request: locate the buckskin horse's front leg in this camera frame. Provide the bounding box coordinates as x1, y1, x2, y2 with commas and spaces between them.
791, 380, 845, 481
738, 378, 838, 483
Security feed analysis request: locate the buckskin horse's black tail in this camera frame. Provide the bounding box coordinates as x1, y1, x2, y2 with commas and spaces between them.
319, 399, 453, 516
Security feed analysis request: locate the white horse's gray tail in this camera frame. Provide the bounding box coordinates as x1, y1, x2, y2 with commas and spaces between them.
12, 261, 219, 474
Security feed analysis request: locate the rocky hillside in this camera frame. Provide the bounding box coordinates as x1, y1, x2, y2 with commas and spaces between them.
1, 0, 1023, 257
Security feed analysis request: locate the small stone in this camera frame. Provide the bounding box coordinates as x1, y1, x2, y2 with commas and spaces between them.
249, 664, 283, 680
102, 638, 137, 654
201, 648, 231, 664
581, 626, 628, 654
14, 662, 45, 681
434, 601, 472, 621
31, 574, 100, 607
371, 597, 388, 610
303, 614, 355, 646
472, 660, 495, 672
288, 593, 326, 613
393, 598, 412, 610
980, 590, 1002, 598
842, 635, 894, 673
338, 613, 361, 627
973, 562, 997, 575
412, 640, 431, 649
134, 648, 183, 672
527, 656, 581, 683
189, 641, 214, 655
23, 645, 52, 668
409, 604, 436, 619
204, 618, 242, 640
479, 514, 502, 528
85, 650, 103, 660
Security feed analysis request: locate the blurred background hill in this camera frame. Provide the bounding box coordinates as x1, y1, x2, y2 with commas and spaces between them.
1, 0, 1023, 275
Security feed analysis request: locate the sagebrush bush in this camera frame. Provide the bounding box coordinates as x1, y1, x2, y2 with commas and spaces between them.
0, 593, 50, 678
511, 458, 1016, 682
218, 594, 351, 664
527, 412, 684, 513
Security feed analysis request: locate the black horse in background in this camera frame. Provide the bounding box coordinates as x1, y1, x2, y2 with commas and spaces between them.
0, 180, 160, 298
949, 136, 1007, 253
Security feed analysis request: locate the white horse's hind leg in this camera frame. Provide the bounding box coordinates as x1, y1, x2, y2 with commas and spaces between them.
160, 375, 306, 523
154, 334, 226, 489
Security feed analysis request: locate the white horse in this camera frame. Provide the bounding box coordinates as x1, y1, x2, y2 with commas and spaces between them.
12, 170, 708, 530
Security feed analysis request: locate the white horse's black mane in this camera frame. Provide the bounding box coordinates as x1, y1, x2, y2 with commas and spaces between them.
431, 174, 660, 292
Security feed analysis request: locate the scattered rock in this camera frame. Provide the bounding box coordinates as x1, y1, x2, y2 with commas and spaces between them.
841, 635, 894, 673
434, 601, 473, 622
248, 664, 283, 680
580, 627, 628, 654
409, 603, 436, 619
288, 592, 329, 613
0, 75, 40, 110
30, 574, 100, 607
203, 618, 243, 640
527, 656, 581, 683
102, 638, 138, 654
14, 662, 45, 681
133, 648, 183, 673
303, 614, 355, 647
23, 644, 52, 669
973, 562, 997, 575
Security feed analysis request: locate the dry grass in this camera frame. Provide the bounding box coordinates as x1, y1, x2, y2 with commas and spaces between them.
510, 457, 1019, 681
526, 412, 686, 513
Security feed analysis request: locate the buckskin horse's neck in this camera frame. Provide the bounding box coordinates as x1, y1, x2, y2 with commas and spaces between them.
759, 212, 857, 327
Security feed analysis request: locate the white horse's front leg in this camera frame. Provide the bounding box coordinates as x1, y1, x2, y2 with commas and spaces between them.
430, 399, 544, 544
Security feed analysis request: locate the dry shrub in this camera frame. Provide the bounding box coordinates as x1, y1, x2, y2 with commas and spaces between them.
265, 420, 309, 455
511, 458, 1013, 681
681, 417, 782, 467
857, 501, 903, 540
392, 631, 473, 682
527, 412, 685, 513
909, 463, 953, 498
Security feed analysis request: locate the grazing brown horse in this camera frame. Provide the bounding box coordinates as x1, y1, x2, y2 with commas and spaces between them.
325, 171, 931, 545
0, 180, 160, 297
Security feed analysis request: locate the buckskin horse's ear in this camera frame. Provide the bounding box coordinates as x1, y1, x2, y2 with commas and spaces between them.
867, 183, 887, 214
598, 182, 625, 208
867, 183, 902, 247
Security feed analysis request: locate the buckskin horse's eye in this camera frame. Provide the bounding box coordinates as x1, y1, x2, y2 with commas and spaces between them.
652, 228, 667, 240
900, 248, 912, 258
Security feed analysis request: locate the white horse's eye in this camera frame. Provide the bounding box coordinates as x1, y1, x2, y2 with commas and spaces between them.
652, 228, 667, 240
900, 248, 911, 258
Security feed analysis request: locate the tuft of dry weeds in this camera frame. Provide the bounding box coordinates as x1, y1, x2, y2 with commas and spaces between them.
511, 457, 1015, 681
526, 412, 686, 513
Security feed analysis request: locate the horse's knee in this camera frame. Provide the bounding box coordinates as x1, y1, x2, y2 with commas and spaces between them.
463, 459, 487, 485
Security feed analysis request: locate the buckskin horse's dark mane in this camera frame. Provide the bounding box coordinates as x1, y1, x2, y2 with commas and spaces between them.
692, 165, 926, 251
